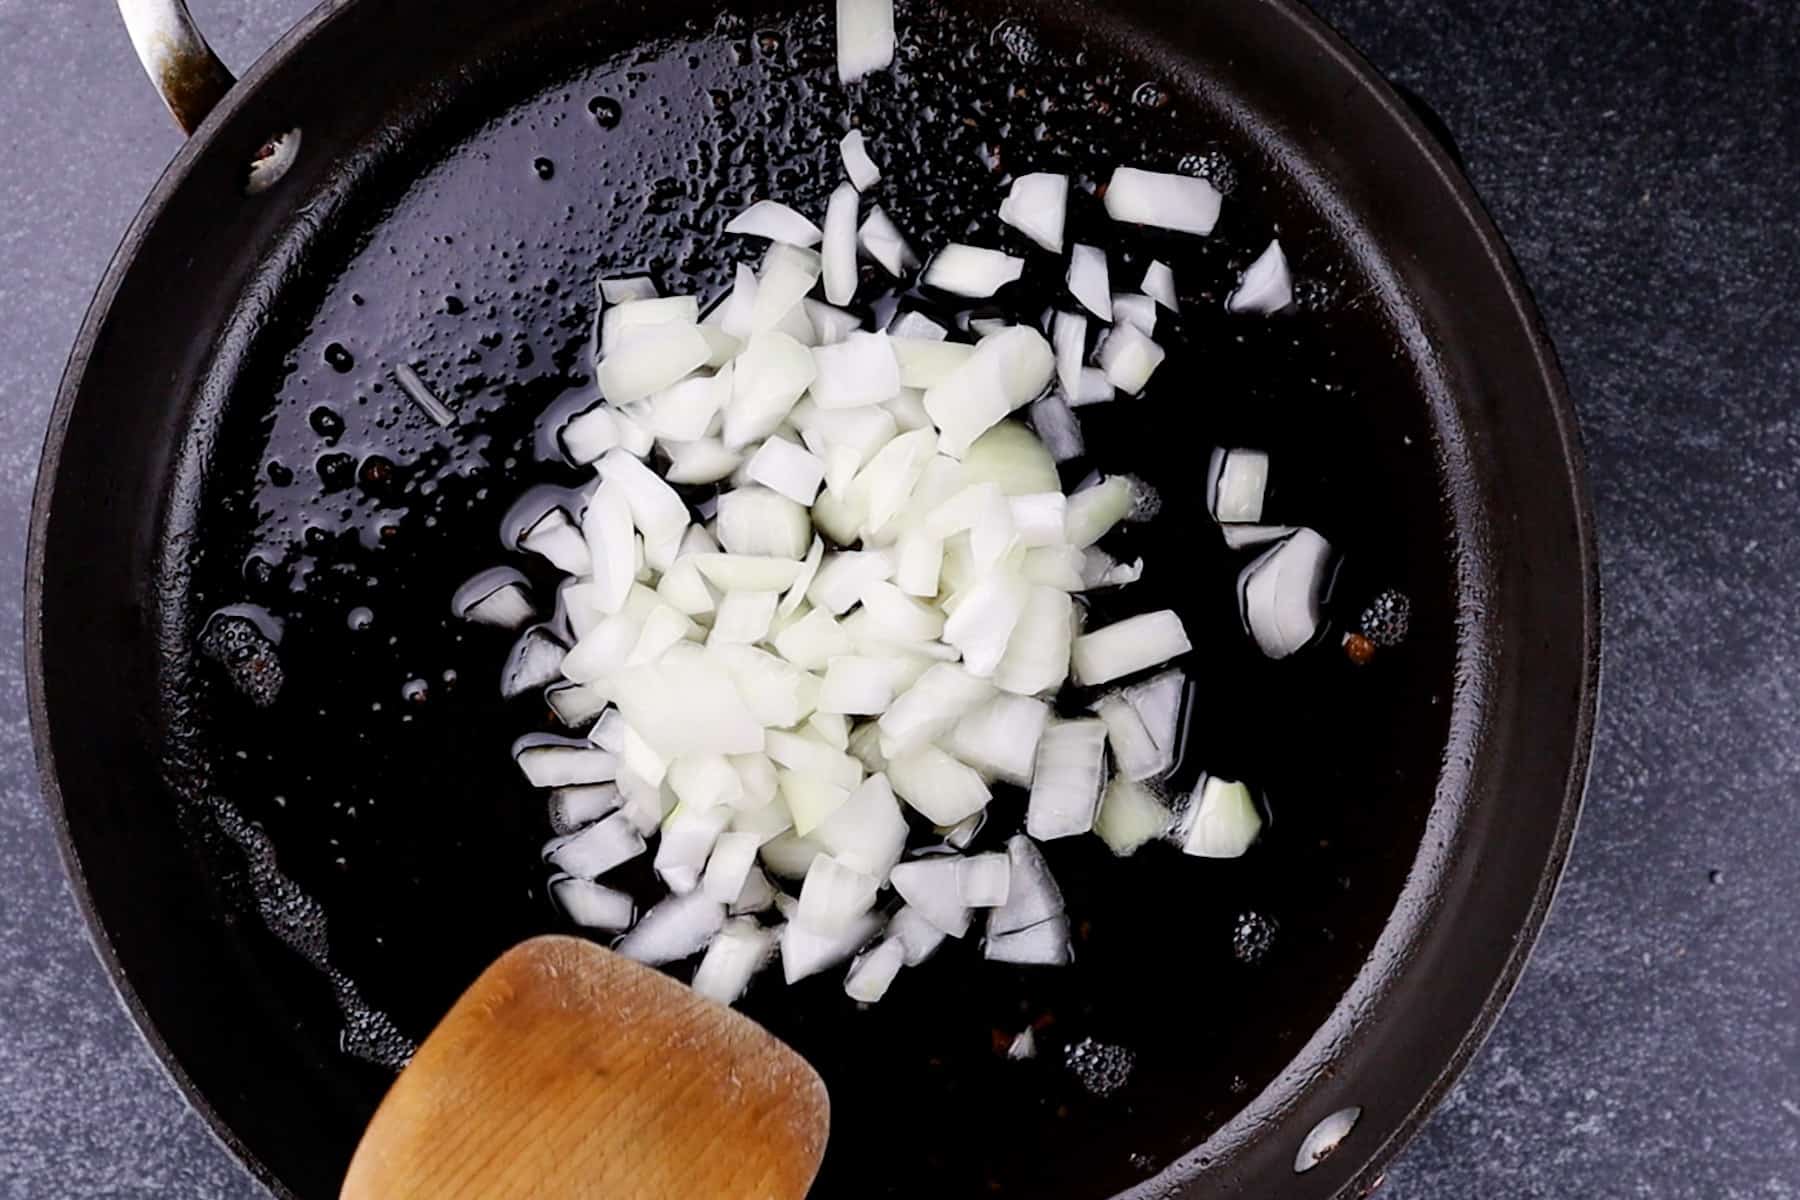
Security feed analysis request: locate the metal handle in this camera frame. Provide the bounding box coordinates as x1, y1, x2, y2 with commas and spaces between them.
117, 0, 236, 135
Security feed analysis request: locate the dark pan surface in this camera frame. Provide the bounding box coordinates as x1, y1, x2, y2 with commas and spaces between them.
27, 0, 1596, 1197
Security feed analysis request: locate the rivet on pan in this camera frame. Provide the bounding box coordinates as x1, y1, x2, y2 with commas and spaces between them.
1293, 1106, 1362, 1173
246, 127, 302, 195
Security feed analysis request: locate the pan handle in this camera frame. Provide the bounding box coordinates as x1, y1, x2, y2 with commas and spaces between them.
116, 0, 236, 136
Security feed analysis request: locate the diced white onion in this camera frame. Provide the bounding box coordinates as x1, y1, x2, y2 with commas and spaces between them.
1111, 293, 1157, 336
542, 810, 644, 877
1222, 522, 1296, 550
887, 744, 991, 825
818, 656, 905, 714
598, 325, 712, 405
1051, 310, 1086, 399
888, 905, 948, 964
1080, 548, 1143, 590
600, 276, 659, 304
822, 181, 861, 306
1067, 244, 1112, 321
664, 438, 743, 485
773, 607, 855, 671
600, 295, 699, 356
561, 404, 622, 465
692, 553, 807, 593
781, 910, 884, 983
1238, 528, 1332, 658
943, 571, 1030, 677
1098, 323, 1166, 394
654, 803, 732, 894
725, 331, 816, 447
922, 244, 1024, 299
805, 299, 863, 347
813, 773, 908, 878
724, 200, 824, 247
758, 831, 823, 881
1227, 239, 1293, 314
1028, 390, 1084, 463
707, 590, 778, 645
1063, 475, 1133, 548
515, 735, 617, 789
716, 485, 812, 559
1103, 166, 1223, 236
844, 937, 906, 1003
1026, 719, 1108, 839
691, 917, 775, 1004
1142, 260, 1179, 311
808, 549, 896, 614
959, 416, 1059, 498
811, 331, 901, 409
993, 585, 1073, 697
1070, 366, 1114, 406
1021, 543, 1086, 591
889, 857, 973, 936
956, 852, 1012, 907
546, 682, 609, 729
701, 831, 764, 904
520, 507, 592, 577
1072, 609, 1192, 686
1208, 447, 1269, 524
892, 338, 974, 390
835, 0, 896, 83
549, 876, 636, 931
617, 892, 726, 965
857, 206, 919, 276
1179, 775, 1263, 858
797, 854, 880, 933
946, 693, 1049, 785
1095, 776, 1172, 855
730, 866, 779, 915
611, 645, 766, 758
987, 835, 1065, 936
839, 129, 882, 190
984, 914, 1072, 965
997, 172, 1068, 253
1092, 692, 1168, 781
887, 311, 946, 341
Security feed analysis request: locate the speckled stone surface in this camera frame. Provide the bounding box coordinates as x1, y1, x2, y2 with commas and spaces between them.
3, 0, 1797, 1196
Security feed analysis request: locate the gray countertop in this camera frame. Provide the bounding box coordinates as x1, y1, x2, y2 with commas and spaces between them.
3, 0, 1797, 1196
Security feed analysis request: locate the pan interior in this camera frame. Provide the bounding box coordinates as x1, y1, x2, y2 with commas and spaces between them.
145, 1, 1459, 1195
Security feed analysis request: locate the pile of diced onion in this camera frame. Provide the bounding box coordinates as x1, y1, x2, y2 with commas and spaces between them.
455, 38, 1336, 1008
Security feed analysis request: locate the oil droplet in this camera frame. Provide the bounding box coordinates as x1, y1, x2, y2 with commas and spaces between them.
532, 156, 555, 180
346, 606, 374, 631
323, 342, 354, 373
587, 96, 622, 128
267, 461, 294, 486
310, 406, 346, 439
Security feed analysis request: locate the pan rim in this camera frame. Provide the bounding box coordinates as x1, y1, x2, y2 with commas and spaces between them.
24, 0, 1600, 1196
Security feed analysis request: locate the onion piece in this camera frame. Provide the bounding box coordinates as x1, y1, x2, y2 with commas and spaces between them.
887, 311, 947, 341
626, 603, 697, 667
984, 914, 1072, 966
1097, 324, 1166, 394
779, 536, 826, 617
889, 857, 973, 936
811, 331, 902, 409
1026, 719, 1107, 839
988, 835, 1065, 936
922, 244, 1025, 299
1008, 492, 1067, 548
542, 810, 645, 878
598, 324, 712, 405
960, 419, 1059, 496
813, 772, 908, 877
859, 580, 947, 642
821, 181, 861, 306
759, 831, 826, 881
805, 300, 862, 347
925, 329, 1054, 458
706, 590, 778, 645
610, 644, 766, 758
549, 875, 636, 931
547, 682, 610, 729
730, 866, 778, 915
691, 917, 775, 1004
599, 295, 699, 356
1067, 244, 1113, 321
644, 368, 728, 442
835, 0, 896, 83
711, 645, 820, 729
818, 656, 905, 715
877, 662, 994, 753
1111, 293, 1157, 336
844, 937, 906, 1003
1072, 610, 1192, 686
655, 803, 733, 894
1021, 543, 1086, 591
796, 854, 881, 934
781, 910, 884, 983
808, 549, 896, 614
600, 276, 659, 304
724, 199, 824, 247
887, 745, 991, 825
1179, 775, 1263, 858
561, 403, 622, 465
1141, 260, 1179, 311
1080, 548, 1143, 589
1238, 528, 1332, 658
1103, 166, 1223, 236
701, 830, 764, 905
994, 585, 1074, 696
748, 244, 823, 336
597, 448, 691, 549
857, 206, 920, 277
503, 626, 571, 699
946, 693, 1049, 786
578, 481, 634, 616
617, 893, 726, 965
1051, 310, 1087, 399
1227, 239, 1293, 314
1208, 447, 1269, 524
715, 262, 760, 338
518, 506, 592, 577
1070, 366, 1114, 407
892, 338, 975, 390
716, 485, 812, 559
956, 852, 1012, 907
725, 330, 816, 447
997, 171, 1068, 253
1221, 522, 1296, 550
1092, 690, 1167, 780
730, 753, 782, 815
1063, 475, 1134, 548
668, 755, 746, 816
691, 553, 806, 593
943, 570, 1030, 678
839, 129, 882, 190
664, 438, 743, 485
1095, 776, 1173, 855
453, 567, 534, 628
774, 607, 856, 670
887, 905, 948, 964
561, 607, 645, 685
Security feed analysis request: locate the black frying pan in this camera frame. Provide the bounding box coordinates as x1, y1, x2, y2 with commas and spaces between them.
26, 0, 1598, 1196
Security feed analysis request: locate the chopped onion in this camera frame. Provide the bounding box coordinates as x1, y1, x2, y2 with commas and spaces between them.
1179, 775, 1263, 858
888, 311, 947, 341
617, 892, 726, 965
960, 418, 1059, 495
993, 585, 1073, 698
654, 803, 732, 894
797, 854, 880, 933
925, 334, 1052, 458
888, 744, 991, 825
716, 485, 811, 559
1092, 693, 1168, 781
453, 567, 534, 628
598, 449, 691, 549
892, 338, 974, 390
808, 711, 851, 751
691, 917, 775, 1004
808, 549, 896, 614
730, 752, 781, 813
724, 199, 824, 247
549, 876, 636, 931
822, 182, 861, 306
1208, 447, 1269, 525
813, 773, 908, 877
543, 810, 644, 877
1072, 609, 1192, 685
617, 766, 674, 834
600, 276, 659, 304
730, 866, 779, 915
1111, 293, 1157, 336
779, 536, 827, 617
887, 904, 948, 964
575, 482, 632, 616
984, 914, 1072, 965
725, 331, 816, 447
818, 656, 905, 714
547, 681, 610, 729
610, 645, 766, 758
1238, 528, 1332, 658
503, 626, 571, 699
1221, 522, 1296, 550
877, 662, 993, 754
1007, 1028, 1037, 1060
712, 645, 820, 729
1095, 776, 1172, 855
835, 0, 895, 83
1063, 475, 1134, 548
889, 857, 973, 936
1026, 719, 1107, 839
739, 439, 824, 508
518, 506, 592, 577
997, 171, 1068, 253
1097, 324, 1166, 395
857, 206, 919, 276
1141, 260, 1179, 311
811, 331, 902, 409
781, 910, 884, 983
922, 244, 1024, 299
856, 428, 937, 532
1080, 548, 1143, 589
700, 831, 765, 906
707, 590, 778, 645
1103, 166, 1223, 236
1067, 244, 1112, 321
988, 835, 1065, 935
715, 262, 760, 338
1227, 239, 1293, 314
859, 580, 948, 642
758, 831, 823, 881
1021, 544, 1086, 592
893, 529, 944, 597
939, 812, 984, 850
773, 607, 856, 670
956, 852, 1012, 907
598, 325, 712, 405
943, 571, 1030, 678
804, 300, 862, 347
1051, 310, 1087, 399
599, 295, 699, 356
626, 603, 696, 667
844, 937, 906, 1003
839, 129, 882, 190
1070, 366, 1114, 406
946, 693, 1049, 785
1008, 492, 1067, 548
692, 553, 807, 593
644, 369, 728, 441
561, 403, 622, 465
749, 244, 823, 335
664, 438, 744, 485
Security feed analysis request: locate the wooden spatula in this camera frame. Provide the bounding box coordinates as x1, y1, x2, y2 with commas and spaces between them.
340, 935, 829, 1200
